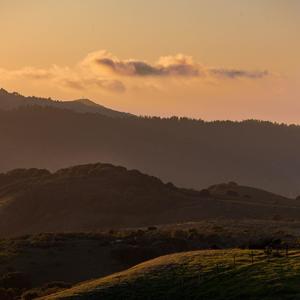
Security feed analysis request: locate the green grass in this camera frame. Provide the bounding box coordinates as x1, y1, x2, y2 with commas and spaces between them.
41, 249, 300, 300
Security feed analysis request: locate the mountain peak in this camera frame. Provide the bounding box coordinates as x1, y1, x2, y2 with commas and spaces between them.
75, 98, 99, 107
0, 89, 133, 118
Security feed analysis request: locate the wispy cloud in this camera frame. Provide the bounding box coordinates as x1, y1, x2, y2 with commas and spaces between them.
0, 63, 125, 93
0, 50, 270, 94
61, 78, 125, 93
209, 69, 269, 79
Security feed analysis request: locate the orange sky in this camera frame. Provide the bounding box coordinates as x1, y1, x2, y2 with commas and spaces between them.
0, 0, 299, 123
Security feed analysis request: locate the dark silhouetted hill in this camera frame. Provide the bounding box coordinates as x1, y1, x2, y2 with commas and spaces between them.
0, 88, 132, 117
0, 103, 300, 196
1, 163, 300, 237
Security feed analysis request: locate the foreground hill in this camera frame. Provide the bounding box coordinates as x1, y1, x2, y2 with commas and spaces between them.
0, 103, 300, 197
1, 163, 300, 237
0, 223, 299, 299
42, 249, 300, 300
0, 88, 131, 118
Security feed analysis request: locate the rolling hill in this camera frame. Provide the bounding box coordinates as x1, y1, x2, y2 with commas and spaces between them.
1, 223, 299, 299
1, 163, 300, 237
42, 249, 300, 300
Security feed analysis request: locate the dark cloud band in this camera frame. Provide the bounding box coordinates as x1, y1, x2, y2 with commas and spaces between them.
95, 58, 200, 77
92, 52, 269, 80
210, 69, 269, 79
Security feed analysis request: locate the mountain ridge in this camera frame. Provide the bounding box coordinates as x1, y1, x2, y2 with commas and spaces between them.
0, 88, 133, 118
1, 90, 300, 197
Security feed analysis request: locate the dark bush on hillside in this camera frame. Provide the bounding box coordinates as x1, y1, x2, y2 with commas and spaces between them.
21, 290, 38, 300
21, 281, 71, 300
147, 226, 157, 231
42, 281, 71, 290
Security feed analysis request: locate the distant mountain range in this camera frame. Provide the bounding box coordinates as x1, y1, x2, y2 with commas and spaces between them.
1, 89, 300, 197
0, 88, 132, 118
1, 163, 299, 237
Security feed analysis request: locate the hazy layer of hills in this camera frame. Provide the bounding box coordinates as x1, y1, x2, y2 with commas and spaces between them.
0, 163, 300, 237
0, 88, 132, 118
1, 88, 299, 299
1, 89, 300, 197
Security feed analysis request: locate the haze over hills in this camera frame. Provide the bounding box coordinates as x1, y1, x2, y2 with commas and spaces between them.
0, 163, 300, 237
1, 89, 300, 196
0, 88, 132, 118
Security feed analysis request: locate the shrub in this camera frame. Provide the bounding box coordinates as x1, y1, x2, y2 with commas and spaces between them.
147, 226, 157, 231
21, 290, 39, 300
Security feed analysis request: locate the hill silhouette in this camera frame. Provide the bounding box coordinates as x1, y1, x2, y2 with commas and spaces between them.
0, 88, 132, 117
1, 163, 300, 237
0, 101, 300, 196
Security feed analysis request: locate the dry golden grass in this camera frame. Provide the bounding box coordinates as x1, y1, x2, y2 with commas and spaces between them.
42, 249, 300, 300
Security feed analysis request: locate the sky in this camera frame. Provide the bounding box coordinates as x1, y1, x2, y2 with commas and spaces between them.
0, 0, 299, 122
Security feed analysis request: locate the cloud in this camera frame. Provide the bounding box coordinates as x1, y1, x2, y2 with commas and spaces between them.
85, 50, 269, 80
13, 67, 54, 80
0, 63, 125, 93
209, 69, 269, 79
61, 78, 125, 93
0, 50, 270, 95
0, 67, 53, 81
86, 51, 201, 77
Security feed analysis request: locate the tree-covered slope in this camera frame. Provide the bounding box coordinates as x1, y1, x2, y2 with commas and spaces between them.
1, 105, 300, 197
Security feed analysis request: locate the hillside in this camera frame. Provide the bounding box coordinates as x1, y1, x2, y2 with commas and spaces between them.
0, 88, 132, 118
42, 249, 300, 300
0, 104, 300, 197
0, 223, 299, 299
1, 163, 300, 237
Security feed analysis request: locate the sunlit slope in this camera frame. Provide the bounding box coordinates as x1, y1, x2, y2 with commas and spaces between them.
43, 249, 300, 300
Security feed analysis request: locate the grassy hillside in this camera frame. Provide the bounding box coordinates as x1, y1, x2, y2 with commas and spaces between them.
0, 221, 299, 299
1, 163, 300, 237
42, 249, 300, 300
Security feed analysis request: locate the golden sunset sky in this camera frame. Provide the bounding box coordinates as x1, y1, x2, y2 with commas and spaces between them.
0, 0, 299, 122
